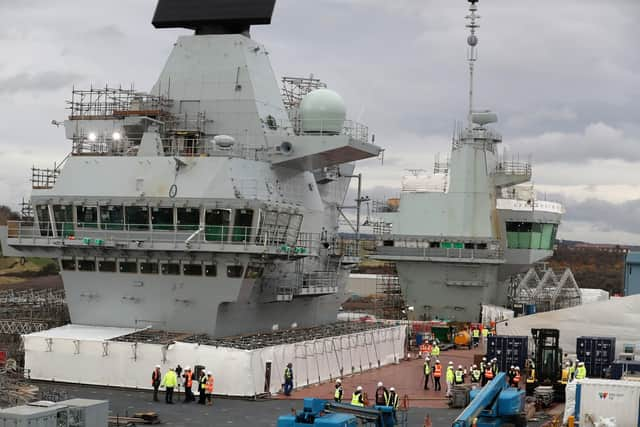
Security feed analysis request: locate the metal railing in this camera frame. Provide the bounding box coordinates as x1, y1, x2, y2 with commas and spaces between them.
6, 221, 321, 256
495, 161, 531, 176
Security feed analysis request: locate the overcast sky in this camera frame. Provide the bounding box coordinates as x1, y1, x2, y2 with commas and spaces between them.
0, 0, 639, 243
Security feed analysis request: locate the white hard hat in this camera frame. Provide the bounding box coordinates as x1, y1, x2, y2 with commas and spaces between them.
578, 362, 585, 366
207, 371, 212, 375
425, 356, 430, 361
472, 364, 477, 368
458, 365, 463, 369
510, 365, 514, 369
448, 361, 453, 365
155, 365, 161, 368
436, 360, 440, 363
482, 357, 487, 361
336, 379, 342, 384
185, 366, 191, 370
357, 386, 363, 391
377, 381, 383, 387
390, 387, 395, 391
515, 367, 520, 370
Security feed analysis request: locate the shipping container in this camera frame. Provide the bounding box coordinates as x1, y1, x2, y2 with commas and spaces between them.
576, 336, 616, 378
575, 379, 640, 426
486, 335, 529, 373
610, 360, 640, 380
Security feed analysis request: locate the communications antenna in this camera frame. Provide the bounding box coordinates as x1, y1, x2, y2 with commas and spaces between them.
465, 0, 480, 125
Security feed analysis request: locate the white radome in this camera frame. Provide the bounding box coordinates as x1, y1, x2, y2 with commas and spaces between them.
299, 88, 347, 134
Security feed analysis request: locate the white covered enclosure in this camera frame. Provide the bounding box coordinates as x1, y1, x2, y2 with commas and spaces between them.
24, 323, 406, 397
497, 295, 640, 355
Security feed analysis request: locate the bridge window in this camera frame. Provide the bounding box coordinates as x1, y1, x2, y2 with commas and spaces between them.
78, 259, 96, 271
177, 208, 200, 231
232, 209, 253, 242
205, 209, 230, 241
125, 206, 149, 231
161, 262, 180, 276
61, 258, 76, 271
52, 205, 73, 237
140, 261, 159, 274
152, 207, 174, 231
100, 206, 124, 230
205, 264, 217, 277
119, 261, 137, 273
76, 206, 98, 229
183, 263, 203, 276
227, 265, 244, 278
506, 222, 558, 250
98, 260, 117, 272
36, 205, 52, 236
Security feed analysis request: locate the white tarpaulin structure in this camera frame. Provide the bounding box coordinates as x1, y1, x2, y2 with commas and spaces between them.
497, 295, 640, 355
24, 324, 406, 397
580, 288, 610, 304
481, 304, 514, 324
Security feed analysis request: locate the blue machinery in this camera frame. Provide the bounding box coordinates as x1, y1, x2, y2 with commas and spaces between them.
277, 398, 405, 427
452, 373, 527, 427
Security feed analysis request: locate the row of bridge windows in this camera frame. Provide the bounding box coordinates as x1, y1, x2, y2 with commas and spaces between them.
505, 222, 558, 250
60, 258, 262, 279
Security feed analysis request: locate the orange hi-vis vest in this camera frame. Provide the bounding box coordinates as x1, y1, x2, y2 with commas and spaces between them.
485, 367, 494, 379
206, 376, 214, 392
433, 364, 442, 378
514, 373, 521, 384
185, 371, 193, 387
420, 344, 428, 354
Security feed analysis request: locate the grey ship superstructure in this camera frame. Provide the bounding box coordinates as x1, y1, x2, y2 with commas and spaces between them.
1, 0, 381, 337
372, 0, 564, 321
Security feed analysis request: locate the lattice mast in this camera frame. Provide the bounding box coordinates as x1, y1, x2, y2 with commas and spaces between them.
465, 0, 480, 126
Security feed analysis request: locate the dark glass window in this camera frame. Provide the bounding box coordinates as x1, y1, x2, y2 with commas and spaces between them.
152, 207, 174, 231
232, 209, 253, 242
98, 261, 117, 272
205, 264, 217, 277
244, 265, 263, 279
78, 259, 96, 271
36, 205, 52, 236
76, 206, 98, 228
227, 265, 244, 278
161, 263, 180, 275
183, 263, 203, 276
100, 206, 124, 230
61, 259, 76, 271
52, 205, 73, 237
119, 261, 137, 273
126, 206, 149, 231
177, 208, 200, 231
204, 209, 230, 241
140, 262, 159, 274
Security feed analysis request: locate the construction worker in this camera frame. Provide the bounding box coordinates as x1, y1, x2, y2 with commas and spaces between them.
334, 379, 344, 403
374, 381, 389, 406
561, 362, 570, 384
491, 358, 499, 376
161, 367, 178, 404
423, 357, 432, 390
198, 369, 208, 405
481, 326, 489, 345
205, 372, 214, 405
151, 365, 161, 402
569, 360, 577, 381
351, 386, 365, 407
446, 361, 455, 397
575, 362, 587, 380
454, 365, 465, 385
470, 364, 481, 384
479, 357, 487, 375
284, 363, 294, 396
433, 360, 442, 391
431, 342, 440, 358
483, 363, 494, 384
175, 364, 183, 393
388, 386, 399, 409
183, 366, 194, 403
513, 367, 521, 389
472, 327, 480, 348
507, 365, 515, 386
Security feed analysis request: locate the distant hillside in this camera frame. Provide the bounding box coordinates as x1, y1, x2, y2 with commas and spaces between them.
549, 241, 626, 295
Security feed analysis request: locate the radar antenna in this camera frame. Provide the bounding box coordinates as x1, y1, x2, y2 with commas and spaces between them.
465, 0, 480, 126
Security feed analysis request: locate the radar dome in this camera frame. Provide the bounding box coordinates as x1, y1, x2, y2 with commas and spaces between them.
299, 89, 347, 134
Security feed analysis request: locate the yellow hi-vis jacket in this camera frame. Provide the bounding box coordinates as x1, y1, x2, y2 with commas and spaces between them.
351, 391, 364, 407
161, 370, 178, 388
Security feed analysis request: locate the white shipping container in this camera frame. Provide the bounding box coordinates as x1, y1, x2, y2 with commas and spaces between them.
576, 379, 640, 426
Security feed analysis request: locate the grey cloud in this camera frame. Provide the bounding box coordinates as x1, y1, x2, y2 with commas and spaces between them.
553, 194, 640, 236
0, 71, 82, 94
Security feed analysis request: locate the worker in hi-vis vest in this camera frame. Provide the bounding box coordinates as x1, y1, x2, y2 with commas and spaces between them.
351, 386, 364, 406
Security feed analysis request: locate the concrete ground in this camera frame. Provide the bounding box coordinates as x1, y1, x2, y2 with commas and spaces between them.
38, 383, 461, 426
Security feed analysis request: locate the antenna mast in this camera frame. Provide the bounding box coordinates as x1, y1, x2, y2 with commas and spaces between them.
465, 0, 480, 126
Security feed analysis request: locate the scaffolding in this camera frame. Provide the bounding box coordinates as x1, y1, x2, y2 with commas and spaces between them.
374, 264, 405, 320
67, 86, 171, 120
508, 265, 582, 312
0, 289, 69, 335
281, 76, 327, 111
31, 167, 60, 190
